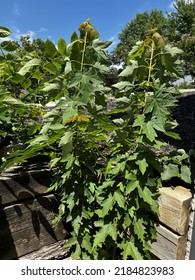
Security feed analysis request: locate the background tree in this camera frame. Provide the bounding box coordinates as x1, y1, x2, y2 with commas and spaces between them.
111, 9, 168, 64
112, 1, 195, 82
18, 35, 45, 55
167, 0, 195, 81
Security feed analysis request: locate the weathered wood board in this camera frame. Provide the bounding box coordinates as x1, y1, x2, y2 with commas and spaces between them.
151, 186, 193, 260
0, 194, 66, 260
151, 225, 188, 260
0, 165, 52, 205
158, 186, 192, 235
19, 240, 70, 260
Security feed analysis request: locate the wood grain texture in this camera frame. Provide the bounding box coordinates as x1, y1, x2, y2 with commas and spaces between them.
0, 166, 52, 205
19, 240, 70, 260
158, 186, 192, 235
151, 224, 188, 260
0, 194, 66, 259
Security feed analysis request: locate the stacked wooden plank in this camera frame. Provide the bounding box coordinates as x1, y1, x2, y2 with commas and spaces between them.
151, 186, 192, 259
0, 163, 67, 260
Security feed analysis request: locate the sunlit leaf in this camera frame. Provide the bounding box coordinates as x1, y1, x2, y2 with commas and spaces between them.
138, 186, 159, 214
1, 40, 18, 51
42, 83, 60, 92
58, 38, 67, 55
161, 163, 180, 181
114, 190, 125, 208
43, 62, 58, 75
18, 58, 41, 75
93, 225, 108, 248
180, 165, 191, 184
45, 39, 57, 59
100, 194, 114, 217
78, 114, 91, 122
0, 26, 11, 38
164, 131, 181, 140
59, 131, 72, 147
121, 239, 143, 260
119, 61, 138, 77
142, 121, 157, 142
133, 217, 146, 243
136, 158, 149, 175
2, 96, 25, 106
64, 60, 72, 75
71, 32, 78, 42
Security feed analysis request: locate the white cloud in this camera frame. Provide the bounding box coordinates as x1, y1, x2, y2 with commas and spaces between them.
13, 27, 48, 41
0, 37, 12, 43
169, 1, 175, 9
12, 3, 20, 16
38, 27, 48, 33
0, 25, 50, 45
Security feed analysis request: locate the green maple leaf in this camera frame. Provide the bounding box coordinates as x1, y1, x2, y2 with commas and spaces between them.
161, 163, 180, 181
93, 223, 117, 248
142, 121, 157, 142
121, 239, 143, 260
138, 186, 159, 214
144, 86, 176, 128
133, 217, 146, 243
136, 158, 149, 175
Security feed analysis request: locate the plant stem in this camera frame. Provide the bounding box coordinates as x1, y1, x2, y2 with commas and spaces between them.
147, 41, 155, 84
81, 32, 88, 72
112, 246, 116, 260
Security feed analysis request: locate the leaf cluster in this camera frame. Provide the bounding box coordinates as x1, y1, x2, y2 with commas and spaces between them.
167, 0, 195, 79
112, 1, 195, 80
111, 10, 168, 64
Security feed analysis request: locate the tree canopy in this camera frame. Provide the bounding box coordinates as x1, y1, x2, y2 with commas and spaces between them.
167, 0, 195, 79
167, 0, 195, 39
112, 1, 195, 81
112, 9, 168, 64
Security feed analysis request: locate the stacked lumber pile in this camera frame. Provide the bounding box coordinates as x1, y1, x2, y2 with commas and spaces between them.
0, 163, 68, 260
151, 186, 192, 259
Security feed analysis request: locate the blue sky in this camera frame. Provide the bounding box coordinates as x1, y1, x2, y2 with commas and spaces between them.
1, 0, 176, 49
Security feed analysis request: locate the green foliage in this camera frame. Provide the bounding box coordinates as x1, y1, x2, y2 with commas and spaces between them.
1, 40, 19, 52
112, 2, 195, 80
0, 26, 11, 37
167, 0, 195, 79
111, 10, 168, 64
167, 0, 195, 39
0, 22, 192, 260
